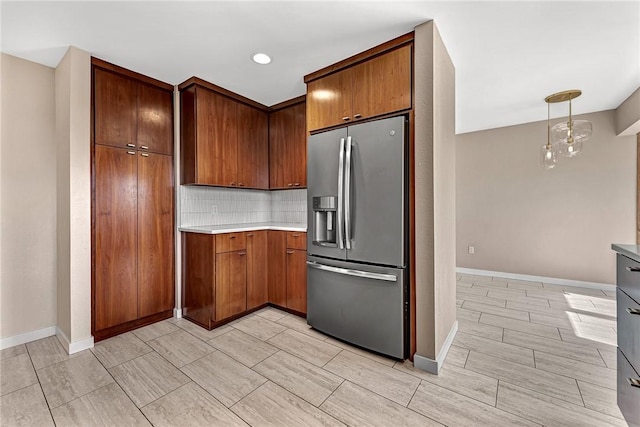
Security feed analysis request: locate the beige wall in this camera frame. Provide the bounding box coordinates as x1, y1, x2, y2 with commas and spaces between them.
55, 47, 92, 347
457, 110, 636, 284
615, 87, 640, 136
414, 21, 457, 367
1, 54, 57, 339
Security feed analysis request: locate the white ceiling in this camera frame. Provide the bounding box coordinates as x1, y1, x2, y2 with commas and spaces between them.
2, 1, 639, 134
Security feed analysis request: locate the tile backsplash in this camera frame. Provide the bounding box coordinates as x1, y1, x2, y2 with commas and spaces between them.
179, 186, 306, 227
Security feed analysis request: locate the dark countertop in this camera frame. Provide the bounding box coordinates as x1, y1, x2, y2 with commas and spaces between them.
612, 244, 640, 263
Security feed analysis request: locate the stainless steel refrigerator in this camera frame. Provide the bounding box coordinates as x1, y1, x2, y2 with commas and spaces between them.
306, 115, 408, 359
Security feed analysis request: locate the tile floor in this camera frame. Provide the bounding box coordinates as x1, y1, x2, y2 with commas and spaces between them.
0, 274, 628, 426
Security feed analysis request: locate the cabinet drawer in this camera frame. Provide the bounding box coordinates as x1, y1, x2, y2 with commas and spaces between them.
215, 232, 247, 253
617, 254, 640, 303
618, 288, 640, 369
286, 232, 307, 250
617, 348, 640, 427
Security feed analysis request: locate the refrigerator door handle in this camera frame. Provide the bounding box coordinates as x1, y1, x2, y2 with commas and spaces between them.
344, 136, 353, 250
337, 137, 346, 250
307, 261, 397, 282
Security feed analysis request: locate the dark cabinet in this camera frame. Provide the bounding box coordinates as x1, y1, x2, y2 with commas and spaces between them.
306, 44, 412, 132
268, 231, 308, 314
180, 83, 268, 189
94, 145, 138, 331
94, 67, 173, 155
269, 101, 306, 189
182, 233, 215, 328
215, 251, 247, 320
247, 231, 268, 310
92, 58, 174, 341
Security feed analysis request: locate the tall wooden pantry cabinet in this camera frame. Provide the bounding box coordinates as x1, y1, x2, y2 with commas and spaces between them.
92, 58, 175, 341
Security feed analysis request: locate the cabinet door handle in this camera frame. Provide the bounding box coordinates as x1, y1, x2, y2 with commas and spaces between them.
238, 183, 245, 187
288, 183, 293, 187
140, 145, 149, 150
238, 251, 246, 256
342, 116, 350, 121
141, 153, 149, 157
230, 182, 236, 186
291, 234, 300, 237
229, 236, 236, 239
247, 234, 254, 237
625, 266, 640, 272
629, 378, 640, 388
294, 183, 300, 187
286, 250, 294, 254
126, 143, 135, 148
627, 307, 640, 315
353, 113, 362, 119
127, 151, 135, 155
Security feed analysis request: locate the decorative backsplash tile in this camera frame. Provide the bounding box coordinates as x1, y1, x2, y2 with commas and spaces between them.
179, 186, 306, 227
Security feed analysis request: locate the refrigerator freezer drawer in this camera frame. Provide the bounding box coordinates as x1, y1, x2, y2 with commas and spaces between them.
306, 256, 406, 359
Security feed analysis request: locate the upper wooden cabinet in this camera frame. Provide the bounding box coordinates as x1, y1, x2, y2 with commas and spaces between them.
269, 100, 307, 189
180, 80, 269, 189
94, 66, 173, 155
306, 43, 412, 132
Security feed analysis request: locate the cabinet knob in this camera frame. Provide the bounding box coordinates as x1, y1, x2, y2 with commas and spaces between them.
342, 116, 350, 121
140, 145, 149, 150
238, 251, 246, 256
353, 114, 362, 119
126, 143, 136, 148
286, 250, 294, 254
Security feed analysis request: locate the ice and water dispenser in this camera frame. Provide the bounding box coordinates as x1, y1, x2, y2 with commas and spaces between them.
312, 196, 337, 247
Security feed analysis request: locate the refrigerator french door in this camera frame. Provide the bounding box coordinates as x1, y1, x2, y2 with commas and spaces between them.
306, 115, 408, 359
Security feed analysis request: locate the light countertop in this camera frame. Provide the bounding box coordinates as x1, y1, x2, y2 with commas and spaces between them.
179, 222, 307, 235
612, 244, 640, 264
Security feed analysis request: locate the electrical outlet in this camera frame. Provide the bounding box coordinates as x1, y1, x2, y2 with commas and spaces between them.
468, 246, 475, 254
212, 205, 218, 214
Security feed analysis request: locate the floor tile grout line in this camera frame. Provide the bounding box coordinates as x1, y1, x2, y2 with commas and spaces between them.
315, 377, 346, 409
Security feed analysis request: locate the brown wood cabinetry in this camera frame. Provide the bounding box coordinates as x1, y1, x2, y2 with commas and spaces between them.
306, 43, 412, 132
246, 231, 268, 309
286, 249, 307, 313
267, 230, 287, 307
267, 231, 308, 315
137, 152, 174, 318
94, 145, 138, 331
269, 100, 307, 189
92, 58, 175, 341
215, 251, 247, 320
94, 65, 173, 155
180, 80, 268, 189
182, 233, 215, 328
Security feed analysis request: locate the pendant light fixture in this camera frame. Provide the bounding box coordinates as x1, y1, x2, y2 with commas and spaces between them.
542, 90, 592, 169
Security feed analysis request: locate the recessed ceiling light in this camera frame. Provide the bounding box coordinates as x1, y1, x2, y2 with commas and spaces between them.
252, 53, 271, 65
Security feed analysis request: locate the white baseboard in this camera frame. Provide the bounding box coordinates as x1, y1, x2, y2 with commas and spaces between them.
173, 308, 182, 318
456, 267, 616, 291
413, 320, 458, 375
56, 327, 94, 355
0, 326, 56, 350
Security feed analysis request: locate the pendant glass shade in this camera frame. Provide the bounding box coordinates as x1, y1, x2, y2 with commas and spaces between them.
550, 119, 592, 144
558, 139, 583, 157
541, 144, 558, 169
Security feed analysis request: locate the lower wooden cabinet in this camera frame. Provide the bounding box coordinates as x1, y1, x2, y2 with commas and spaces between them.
286, 249, 307, 313
215, 250, 247, 320
268, 231, 308, 315
183, 229, 307, 328
247, 231, 268, 310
